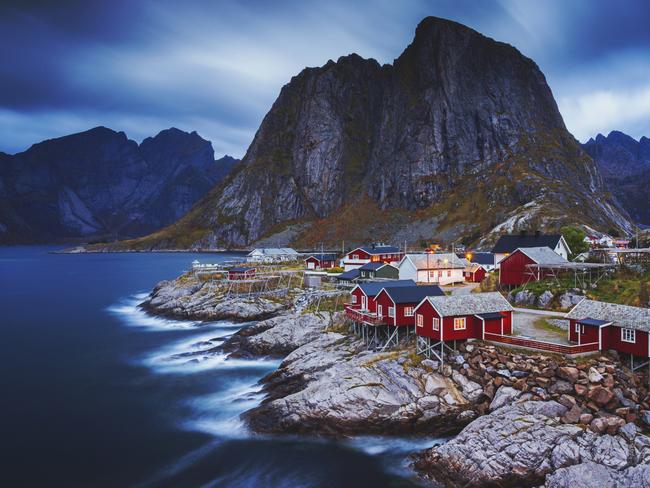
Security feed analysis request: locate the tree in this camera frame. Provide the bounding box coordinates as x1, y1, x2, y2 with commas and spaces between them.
561, 226, 589, 259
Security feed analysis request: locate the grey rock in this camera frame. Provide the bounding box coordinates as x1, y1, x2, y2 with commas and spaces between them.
489, 386, 521, 411
538, 290, 555, 308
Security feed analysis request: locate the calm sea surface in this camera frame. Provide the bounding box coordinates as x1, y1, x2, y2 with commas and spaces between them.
0, 246, 433, 487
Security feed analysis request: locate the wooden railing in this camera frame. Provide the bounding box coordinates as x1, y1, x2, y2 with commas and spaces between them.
344, 306, 387, 325
483, 333, 599, 355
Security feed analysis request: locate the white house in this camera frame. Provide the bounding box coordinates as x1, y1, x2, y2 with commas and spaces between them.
246, 248, 300, 263
397, 253, 465, 285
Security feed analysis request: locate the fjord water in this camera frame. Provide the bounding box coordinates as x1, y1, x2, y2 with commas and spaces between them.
0, 247, 422, 487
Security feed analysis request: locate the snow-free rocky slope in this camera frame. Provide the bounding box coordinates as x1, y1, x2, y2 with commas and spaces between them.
0, 127, 238, 244
118, 16, 632, 250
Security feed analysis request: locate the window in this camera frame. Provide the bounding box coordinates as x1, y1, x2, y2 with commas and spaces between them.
404, 307, 414, 317
453, 317, 466, 330
438, 270, 442, 277
352, 295, 357, 303
432, 318, 440, 330
428, 270, 436, 280
416, 314, 423, 327
447, 270, 451, 277
575, 323, 580, 333
352, 254, 359, 260
388, 307, 395, 318
621, 328, 636, 343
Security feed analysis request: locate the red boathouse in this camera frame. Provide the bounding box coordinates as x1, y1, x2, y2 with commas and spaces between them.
374, 285, 445, 327
414, 292, 513, 362
499, 247, 568, 286
463, 263, 486, 283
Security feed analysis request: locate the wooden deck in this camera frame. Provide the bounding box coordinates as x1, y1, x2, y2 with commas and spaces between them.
484, 332, 599, 355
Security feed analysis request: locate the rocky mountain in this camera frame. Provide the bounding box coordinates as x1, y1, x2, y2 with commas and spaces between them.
583, 131, 650, 226
107, 17, 633, 251
0, 127, 238, 244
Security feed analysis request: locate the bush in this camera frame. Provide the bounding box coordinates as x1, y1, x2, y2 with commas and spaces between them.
325, 266, 344, 273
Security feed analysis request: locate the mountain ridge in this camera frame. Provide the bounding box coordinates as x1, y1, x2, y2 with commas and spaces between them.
0, 126, 238, 244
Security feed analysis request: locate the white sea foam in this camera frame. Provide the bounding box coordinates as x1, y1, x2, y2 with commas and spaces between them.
347, 435, 447, 456
106, 293, 202, 330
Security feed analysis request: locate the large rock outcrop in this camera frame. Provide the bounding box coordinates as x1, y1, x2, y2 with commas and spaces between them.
128, 16, 632, 250
413, 399, 650, 487
0, 126, 237, 243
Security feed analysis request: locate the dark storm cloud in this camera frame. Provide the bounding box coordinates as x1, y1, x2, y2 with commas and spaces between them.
1, 0, 650, 155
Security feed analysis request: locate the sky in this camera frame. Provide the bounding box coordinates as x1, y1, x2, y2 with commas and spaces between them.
1, 0, 650, 157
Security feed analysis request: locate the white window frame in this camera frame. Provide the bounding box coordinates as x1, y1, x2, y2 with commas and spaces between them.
351, 295, 357, 303
621, 328, 636, 344
416, 314, 423, 327
453, 317, 466, 330
432, 318, 440, 331
575, 322, 580, 333
352, 254, 359, 260
404, 306, 414, 317
447, 270, 451, 277
388, 306, 395, 318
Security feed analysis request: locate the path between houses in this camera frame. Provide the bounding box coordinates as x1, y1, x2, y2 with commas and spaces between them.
513, 311, 570, 345
443, 283, 480, 295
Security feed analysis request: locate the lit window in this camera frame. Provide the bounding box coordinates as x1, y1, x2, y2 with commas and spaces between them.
416, 314, 423, 327
404, 307, 414, 317
622, 328, 636, 343
454, 318, 466, 330
432, 318, 440, 330
388, 307, 395, 318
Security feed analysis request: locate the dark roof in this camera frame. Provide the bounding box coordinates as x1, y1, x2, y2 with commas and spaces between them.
306, 253, 338, 261
358, 279, 415, 297
578, 318, 611, 327
382, 285, 445, 303
230, 267, 255, 272
358, 245, 401, 255
492, 234, 562, 254
470, 252, 495, 266
476, 312, 505, 320
336, 269, 359, 280
359, 262, 389, 271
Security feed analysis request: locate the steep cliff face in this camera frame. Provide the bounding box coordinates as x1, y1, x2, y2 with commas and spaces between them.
122, 17, 632, 250
583, 131, 650, 225
0, 127, 238, 243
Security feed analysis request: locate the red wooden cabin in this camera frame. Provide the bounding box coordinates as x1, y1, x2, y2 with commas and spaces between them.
374, 285, 445, 327
228, 267, 256, 280
499, 247, 568, 286
305, 253, 338, 270
414, 292, 514, 343
348, 279, 415, 314
566, 299, 650, 358
342, 244, 403, 271
463, 263, 486, 283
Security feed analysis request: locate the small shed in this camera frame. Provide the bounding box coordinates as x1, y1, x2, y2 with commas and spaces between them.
305, 253, 338, 270
228, 267, 256, 280
463, 263, 486, 283
358, 262, 399, 280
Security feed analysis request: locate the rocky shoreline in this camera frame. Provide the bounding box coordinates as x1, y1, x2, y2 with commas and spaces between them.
143, 272, 650, 486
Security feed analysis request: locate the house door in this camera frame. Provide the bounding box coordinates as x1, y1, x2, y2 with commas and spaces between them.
377, 305, 383, 318
362, 296, 367, 310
